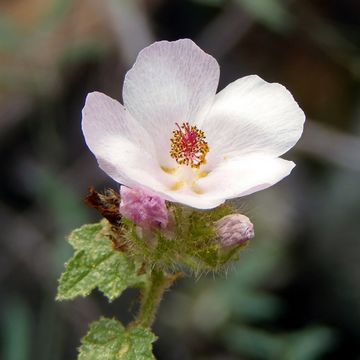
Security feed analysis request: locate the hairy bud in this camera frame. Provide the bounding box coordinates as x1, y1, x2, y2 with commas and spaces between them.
120, 186, 169, 230
215, 214, 254, 248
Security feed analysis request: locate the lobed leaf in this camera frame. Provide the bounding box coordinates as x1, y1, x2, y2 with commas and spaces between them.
57, 222, 147, 301
78, 318, 156, 360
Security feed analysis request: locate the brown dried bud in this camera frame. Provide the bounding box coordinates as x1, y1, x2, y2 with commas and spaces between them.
85, 187, 121, 226
215, 214, 254, 248
85, 188, 129, 252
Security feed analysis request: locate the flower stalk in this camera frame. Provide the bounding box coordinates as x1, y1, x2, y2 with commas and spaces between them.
134, 269, 182, 329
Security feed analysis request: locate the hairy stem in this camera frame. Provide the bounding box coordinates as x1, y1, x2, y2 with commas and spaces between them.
134, 269, 182, 329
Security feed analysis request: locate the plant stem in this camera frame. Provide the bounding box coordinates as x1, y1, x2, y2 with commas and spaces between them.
134, 269, 181, 329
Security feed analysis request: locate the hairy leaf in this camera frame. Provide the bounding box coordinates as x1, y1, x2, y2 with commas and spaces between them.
79, 318, 156, 360
57, 222, 146, 301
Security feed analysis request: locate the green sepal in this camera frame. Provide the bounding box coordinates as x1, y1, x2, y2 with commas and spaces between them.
57, 222, 147, 302
123, 204, 241, 272
78, 318, 157, 360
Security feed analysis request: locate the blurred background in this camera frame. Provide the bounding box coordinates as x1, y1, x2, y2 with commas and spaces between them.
1, 0, 360, 359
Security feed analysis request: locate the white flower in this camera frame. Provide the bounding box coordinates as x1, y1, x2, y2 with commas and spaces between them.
82, 39, 305, 209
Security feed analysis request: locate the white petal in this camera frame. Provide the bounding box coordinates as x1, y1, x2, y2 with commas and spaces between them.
202, 75, 305, 166
196, 155, 295, 204
82, 92, 170, 188
146, 155, 294, 210
156, 190, 225, 210
123, 39, 220, 165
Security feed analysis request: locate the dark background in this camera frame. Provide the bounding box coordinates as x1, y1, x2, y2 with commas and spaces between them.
1, 0, 360, 359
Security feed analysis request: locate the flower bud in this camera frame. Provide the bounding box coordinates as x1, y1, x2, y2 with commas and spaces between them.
119, 186, 168, 230
215, 214, 254, 248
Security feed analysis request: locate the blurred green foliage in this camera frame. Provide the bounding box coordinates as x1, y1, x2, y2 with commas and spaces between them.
2, 298, 31, 360
161, 224, 336, 359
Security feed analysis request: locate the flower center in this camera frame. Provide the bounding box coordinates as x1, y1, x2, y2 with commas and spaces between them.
170, 122, 209, 168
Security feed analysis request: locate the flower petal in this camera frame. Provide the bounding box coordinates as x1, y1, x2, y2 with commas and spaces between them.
196, 155, 295, 206
142, 155, 294, 210
123, 39, 220, 165
82, 92, 170, 188
157, 190, 225, 210
202, 75, 305, 166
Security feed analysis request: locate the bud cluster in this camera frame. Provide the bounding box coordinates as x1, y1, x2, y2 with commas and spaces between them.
86, 187, 254, 272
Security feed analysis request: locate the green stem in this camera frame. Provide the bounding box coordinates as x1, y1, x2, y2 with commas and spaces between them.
134, 269, 181, 329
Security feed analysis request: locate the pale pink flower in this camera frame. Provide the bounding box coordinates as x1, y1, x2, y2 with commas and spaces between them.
82, 39, 305, 209
119, 186, 168, 229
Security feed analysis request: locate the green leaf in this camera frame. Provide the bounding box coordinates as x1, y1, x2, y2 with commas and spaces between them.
57, 222, 147, 301
68, 222, 103, 251
79, 318, 157, 360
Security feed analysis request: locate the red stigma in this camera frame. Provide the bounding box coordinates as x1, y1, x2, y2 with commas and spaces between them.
170, 122, 209, 168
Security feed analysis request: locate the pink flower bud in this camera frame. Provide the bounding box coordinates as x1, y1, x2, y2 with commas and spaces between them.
215, 214, 254, 248
119, 186, 169, 230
